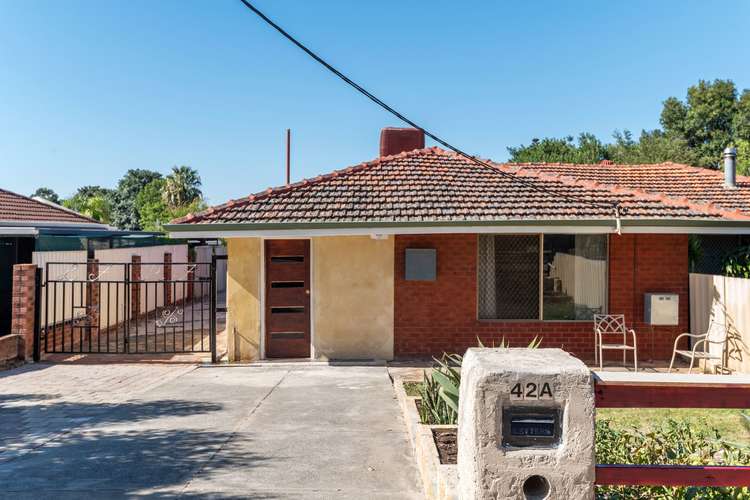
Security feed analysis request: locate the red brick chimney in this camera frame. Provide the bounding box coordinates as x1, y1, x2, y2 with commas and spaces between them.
379, 127, 425, 157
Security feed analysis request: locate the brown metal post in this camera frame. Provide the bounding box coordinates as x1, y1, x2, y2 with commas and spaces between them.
163, 253, 172, 305
131, 255, 141, 316
86, 259, 100, 346
286, 128, 291, 185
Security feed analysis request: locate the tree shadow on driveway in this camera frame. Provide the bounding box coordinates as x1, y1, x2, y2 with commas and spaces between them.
0, 395, 281, 499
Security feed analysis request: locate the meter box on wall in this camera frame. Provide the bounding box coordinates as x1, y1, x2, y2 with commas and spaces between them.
457, 348, 596, 500
644, 293, 679, 325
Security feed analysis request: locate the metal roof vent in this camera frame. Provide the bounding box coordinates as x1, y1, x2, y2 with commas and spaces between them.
723, 146, 737, 189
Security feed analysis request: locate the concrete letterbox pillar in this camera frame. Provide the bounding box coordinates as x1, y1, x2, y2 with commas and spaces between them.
458, 348, 595, 500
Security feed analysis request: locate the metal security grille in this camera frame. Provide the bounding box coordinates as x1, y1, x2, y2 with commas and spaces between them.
478, 235, 540, 320
38, 260, 218, 360
692, 235, 750, 274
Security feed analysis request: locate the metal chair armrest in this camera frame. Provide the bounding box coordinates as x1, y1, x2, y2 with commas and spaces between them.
628, 329, 637, 347
691, 337, 708, 354
672, 332, 706, 351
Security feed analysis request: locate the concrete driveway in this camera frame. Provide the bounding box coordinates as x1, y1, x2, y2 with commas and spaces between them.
0, 362, 423, 499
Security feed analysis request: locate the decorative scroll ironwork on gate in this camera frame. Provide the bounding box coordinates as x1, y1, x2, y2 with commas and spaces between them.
38, 260, 218, 361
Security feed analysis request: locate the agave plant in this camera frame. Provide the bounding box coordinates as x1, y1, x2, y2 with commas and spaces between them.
417, 337, 542, 425
417, 367, 456, 425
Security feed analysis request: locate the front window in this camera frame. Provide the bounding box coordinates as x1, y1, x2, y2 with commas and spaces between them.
478, 234, 607, 321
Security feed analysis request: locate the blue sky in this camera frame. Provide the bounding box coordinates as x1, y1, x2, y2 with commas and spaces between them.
1, 1, 749, 206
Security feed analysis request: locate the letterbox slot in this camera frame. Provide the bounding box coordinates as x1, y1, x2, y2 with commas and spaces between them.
502, 407, 562, 448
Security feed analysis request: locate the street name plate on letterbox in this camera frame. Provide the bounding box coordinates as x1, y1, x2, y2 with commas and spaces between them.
501, 407, 562, 448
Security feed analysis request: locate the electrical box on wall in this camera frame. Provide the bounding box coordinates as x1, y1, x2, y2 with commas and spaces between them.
644, 293, 679, 325
405, 248, 437, 281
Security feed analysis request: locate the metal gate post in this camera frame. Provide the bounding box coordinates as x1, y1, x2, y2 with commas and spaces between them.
124, 262, 130, 353
210, 256, 217, 363
33, 267, 43, 362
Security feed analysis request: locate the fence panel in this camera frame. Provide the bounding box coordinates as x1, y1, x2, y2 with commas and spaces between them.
594, 372, 750, 488
689, 273, 750, 373
194, 245, 226, 298
94, 244, 188, 327
32, 251, 88, 327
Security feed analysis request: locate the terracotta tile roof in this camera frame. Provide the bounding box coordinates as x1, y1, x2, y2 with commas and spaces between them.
515, 162, 750, 215
0, 188, 101, 225
172, 148, 750, 226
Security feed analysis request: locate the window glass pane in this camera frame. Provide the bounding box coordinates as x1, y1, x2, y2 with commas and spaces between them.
543, 234, 607, 320
478, 235, 540, 320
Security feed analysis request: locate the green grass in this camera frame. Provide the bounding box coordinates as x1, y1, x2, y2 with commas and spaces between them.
597, 408, 750, 444
401, 380, 750, 443
402, 381, 423, 397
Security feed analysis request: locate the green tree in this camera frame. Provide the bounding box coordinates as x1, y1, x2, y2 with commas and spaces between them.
168, 198, 207, 223
135, 178, 168, 231
163, 166, 202, 207
62, 185, 113, 223
109, 169, 162, 230
660, 79, 746, 168
79, 195, 112, 223
735, 90, 750, 175
607, 129, 697, 165
508, 79, 750, 169
136, 177, 206, 232
507, 133, 608, 163
31, 187, 60, 204
737, 139, 750, 175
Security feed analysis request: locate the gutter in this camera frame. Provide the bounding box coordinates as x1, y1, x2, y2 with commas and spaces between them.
0, 227, 39, 237
165, 218, 750, 239
0, 220, 112, 230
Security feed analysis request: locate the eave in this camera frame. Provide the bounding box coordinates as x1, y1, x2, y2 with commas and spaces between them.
165, 218, 750, 239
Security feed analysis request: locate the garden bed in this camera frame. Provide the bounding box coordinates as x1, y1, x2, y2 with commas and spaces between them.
392, 376, 458, 500
432, 427, 457, 465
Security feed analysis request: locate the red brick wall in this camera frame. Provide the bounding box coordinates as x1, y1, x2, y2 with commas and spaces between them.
393, 233, 688, 361
607, 233, 689, 361
10, 263, 38, 360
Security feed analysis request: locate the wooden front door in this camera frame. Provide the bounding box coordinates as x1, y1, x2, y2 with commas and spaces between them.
264, 240, 311, 358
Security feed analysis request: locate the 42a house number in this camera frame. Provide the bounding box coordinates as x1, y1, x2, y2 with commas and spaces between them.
510, 381, 554, 401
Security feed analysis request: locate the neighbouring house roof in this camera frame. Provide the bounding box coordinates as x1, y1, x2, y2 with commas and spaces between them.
520, 162, 750, 214
167, 147, 750, 236
0, 188, 107, 231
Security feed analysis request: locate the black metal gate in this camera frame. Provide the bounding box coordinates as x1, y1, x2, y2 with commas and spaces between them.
38, 260, 218, 361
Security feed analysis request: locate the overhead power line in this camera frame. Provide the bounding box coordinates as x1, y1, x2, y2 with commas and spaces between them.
235, 0, 621, 215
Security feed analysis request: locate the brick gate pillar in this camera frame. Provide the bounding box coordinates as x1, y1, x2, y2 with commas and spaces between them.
10, 264, 38, 360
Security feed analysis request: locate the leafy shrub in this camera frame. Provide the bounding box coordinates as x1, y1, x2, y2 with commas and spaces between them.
596, 418, 750, 499
723, 246, 750, 278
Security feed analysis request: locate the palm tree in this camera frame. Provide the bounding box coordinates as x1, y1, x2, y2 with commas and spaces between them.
163, 166, 202, 208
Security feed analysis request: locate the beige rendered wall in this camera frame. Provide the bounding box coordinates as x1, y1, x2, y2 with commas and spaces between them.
226, 238, 262, 362
312, 236, 394, 360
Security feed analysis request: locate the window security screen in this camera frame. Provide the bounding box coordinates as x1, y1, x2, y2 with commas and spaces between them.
478, 235, 539, 320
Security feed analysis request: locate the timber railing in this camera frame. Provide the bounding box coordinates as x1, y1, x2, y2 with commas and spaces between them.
593, 372, 750, 488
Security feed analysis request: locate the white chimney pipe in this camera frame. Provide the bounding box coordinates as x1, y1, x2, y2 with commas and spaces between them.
724, 147, 737, 188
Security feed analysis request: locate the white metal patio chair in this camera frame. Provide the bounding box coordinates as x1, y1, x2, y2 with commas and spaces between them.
668, 319, 728, 374
594, 314, 638, 371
